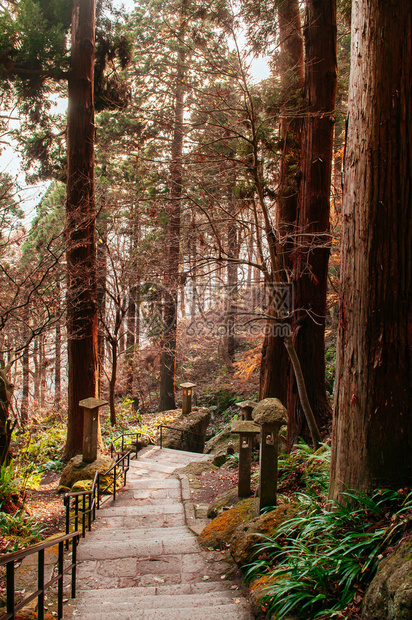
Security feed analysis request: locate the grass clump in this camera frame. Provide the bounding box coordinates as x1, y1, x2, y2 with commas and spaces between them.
245, 488, 412, 619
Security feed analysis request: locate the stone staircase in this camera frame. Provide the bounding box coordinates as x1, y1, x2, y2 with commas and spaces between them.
65, 446, 253, 619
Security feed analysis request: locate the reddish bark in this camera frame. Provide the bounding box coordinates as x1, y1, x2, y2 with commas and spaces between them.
259, 0, 304, 404
64, 0, 99, 459
329, 0, 412, 498
287, 0, 337, 448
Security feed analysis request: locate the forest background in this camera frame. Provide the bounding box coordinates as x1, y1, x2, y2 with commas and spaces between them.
0, 0, 410, 523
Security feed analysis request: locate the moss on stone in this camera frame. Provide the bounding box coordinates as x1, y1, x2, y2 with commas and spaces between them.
199, 497, 259, 549
59, 454, 115, 489
207, 486, 240, 519
161, 408, 210, 451
363, 540, 412, 620
230, 503, 298, 566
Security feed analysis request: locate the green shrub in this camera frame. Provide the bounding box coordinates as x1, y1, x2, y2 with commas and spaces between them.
245, 488, 412, 619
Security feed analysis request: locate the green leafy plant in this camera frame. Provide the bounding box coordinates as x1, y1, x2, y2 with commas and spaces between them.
245, 488, 412, 619
0, 461, 20, 504
0, 509, 44, 548
277, 439, 331, 498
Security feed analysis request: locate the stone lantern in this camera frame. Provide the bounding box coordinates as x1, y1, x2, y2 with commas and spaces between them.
252, 398, 287, 511
236, 400, 256, 421
180, 382, 196, 415
79, 397, 108, 463
231, 420, 260, 497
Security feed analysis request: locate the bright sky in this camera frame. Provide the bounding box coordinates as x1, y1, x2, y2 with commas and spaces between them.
0, 0, 270, 225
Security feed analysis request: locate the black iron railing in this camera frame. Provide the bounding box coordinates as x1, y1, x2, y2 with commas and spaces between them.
0, 531, 79, 620
159, 425, 204, 452
110, 432, 141, 460
64, 450, 130, 540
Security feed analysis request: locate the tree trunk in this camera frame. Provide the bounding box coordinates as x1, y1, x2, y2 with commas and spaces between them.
21, 344, 29, 427
259, 0, 304, 404
225, 189, 238, 365
97, 209, 108, 396
109, 337, 117, 426
39, 333, 46, 408
54, 274, 62, 409
64, 0, 99, 460
329, 0, 412, 500
159, 27, 186, 412
287, 0, 337, 448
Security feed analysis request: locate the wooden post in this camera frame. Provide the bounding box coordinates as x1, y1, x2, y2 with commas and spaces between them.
79, 397, 108, 463
180, 382, 196, 415
231, 420, 259, 498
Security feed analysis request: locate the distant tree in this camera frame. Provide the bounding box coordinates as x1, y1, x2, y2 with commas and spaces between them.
329, 0, 412, 498
287, 0, 337, 447
259, 0, 304, 405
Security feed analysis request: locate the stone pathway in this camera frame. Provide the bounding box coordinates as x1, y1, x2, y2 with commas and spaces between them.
65, 446, 253, 619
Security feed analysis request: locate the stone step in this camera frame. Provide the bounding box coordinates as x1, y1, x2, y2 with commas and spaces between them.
138, 447, 212, 461
77, 525, 189, 539
92, 513, 186, 529
77, 534, 200, 560
120, 477, 180, 489
97, 502, 184, 516
67, 603, 253, 620
67, 588, 249, 612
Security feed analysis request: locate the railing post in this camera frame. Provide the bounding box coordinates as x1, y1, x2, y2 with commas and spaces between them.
74, 496, 79, 537
113, 464, 116, 501
38, 549, 45, 620
58, 541, 64, 619
72, 535, 78, 599
82, 493, 86, 536
6, 560, 15, 618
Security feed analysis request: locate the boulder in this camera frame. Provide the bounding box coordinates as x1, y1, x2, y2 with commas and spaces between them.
199, 497, 259, 549
252, 398, 288, 427
362, 539, 412, 619
70, 479, 93, 493
230, 503, 298, 566
58, 454, 115, 492
204, 423, 233, 454
207, 487, 240, 519
161, 407, 210, 452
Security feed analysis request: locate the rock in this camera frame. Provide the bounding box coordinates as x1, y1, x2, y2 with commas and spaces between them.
204, 423, 232, 454
57, 485, 71, 495
199, 497, 259, 549
174, 461, 217, 478
249, 574, 281, 618
252, 398, 288, 427
207, 487, 240, 519
362, 539, 412, 619
212, 449, 228, 467
230, 503, 298, 566
70, 479, 93, 493
161, 407, 210, 452
59, 454, 115, 490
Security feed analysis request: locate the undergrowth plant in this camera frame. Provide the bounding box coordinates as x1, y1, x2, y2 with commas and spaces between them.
245, 488, 412, 619
277, 439, 331, 498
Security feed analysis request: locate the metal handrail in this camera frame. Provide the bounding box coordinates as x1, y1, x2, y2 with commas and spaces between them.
64, 449, 130, 542
110, 432, 141, 459
0, 531, 79, 620
159, 424, 204, 452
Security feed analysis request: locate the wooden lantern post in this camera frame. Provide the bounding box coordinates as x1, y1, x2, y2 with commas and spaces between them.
79, 397, 108, 463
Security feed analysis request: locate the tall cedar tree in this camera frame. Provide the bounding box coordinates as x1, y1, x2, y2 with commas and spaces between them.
329, 0, 412, 498
287, 0, 337, 447
64, 0, 99, 458
259, 0, 304, 405
159, 12, 186, 411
